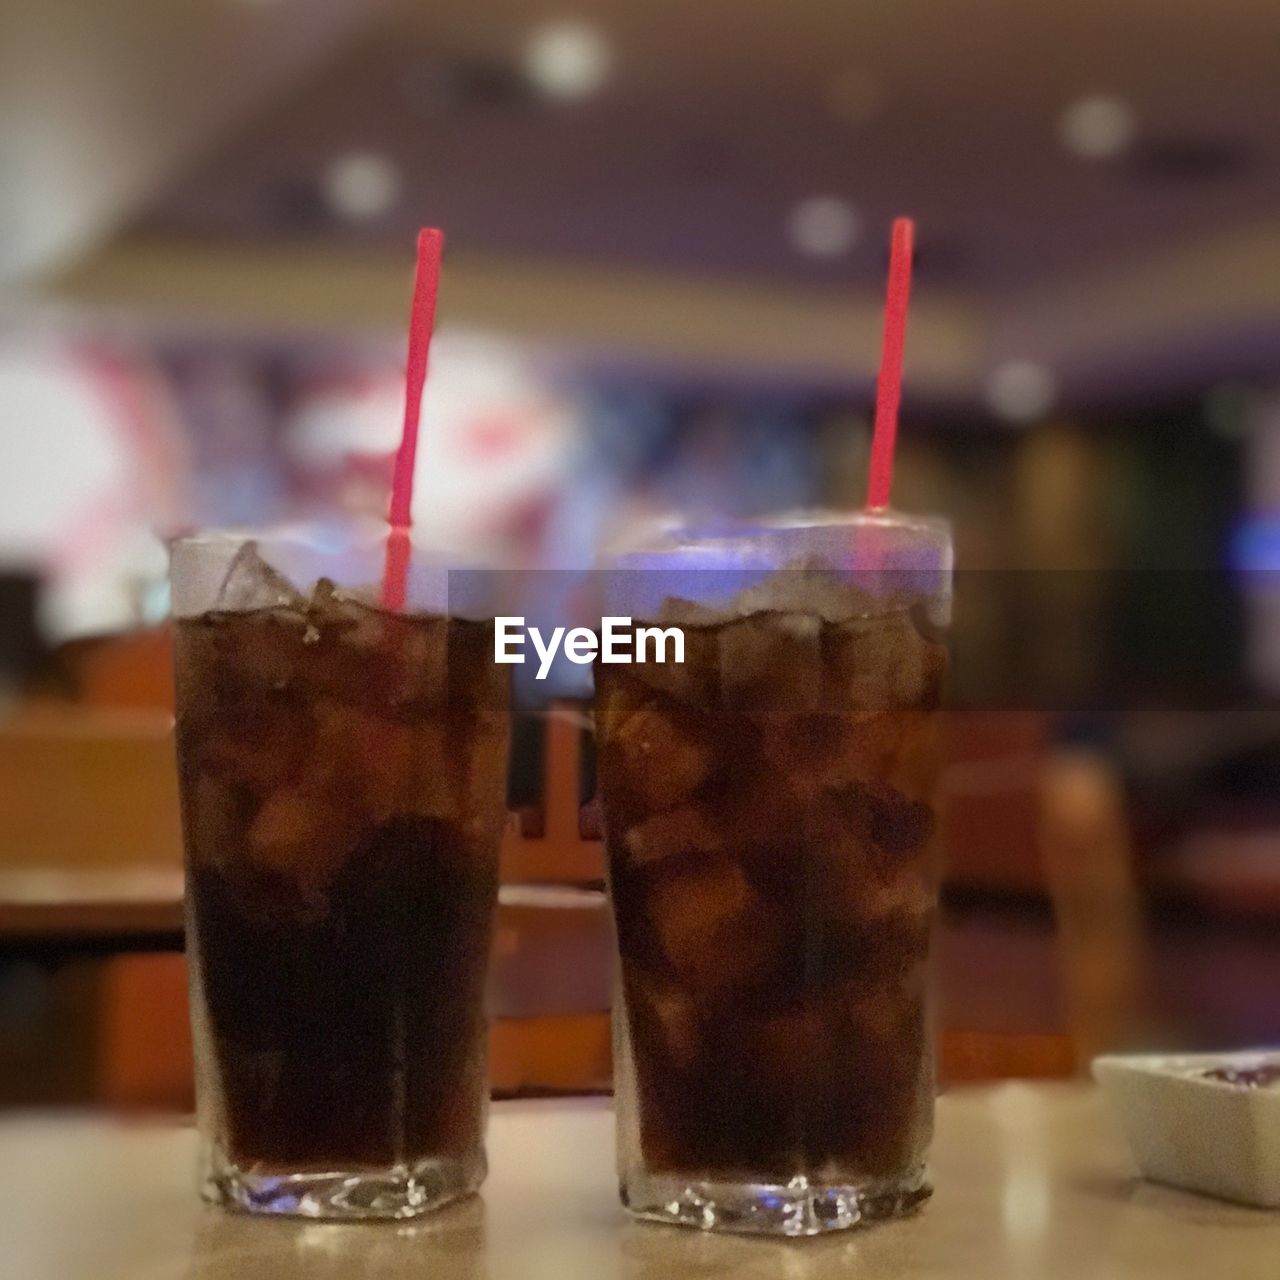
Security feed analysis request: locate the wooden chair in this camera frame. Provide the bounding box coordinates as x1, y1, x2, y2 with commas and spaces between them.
490, 704, 611, 1095
1038, 744, 1149, 1065
0, 705, 181, 873
940, 714, 1151, 1079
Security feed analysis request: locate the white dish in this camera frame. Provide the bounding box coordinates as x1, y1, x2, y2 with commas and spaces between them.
1093, 1050, 1280, 1208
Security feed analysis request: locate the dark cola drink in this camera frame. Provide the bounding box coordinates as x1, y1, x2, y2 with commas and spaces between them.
596, 516, 951, 1236
172, 540, 508, 1219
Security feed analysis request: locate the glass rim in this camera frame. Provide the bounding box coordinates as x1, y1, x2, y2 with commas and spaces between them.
166, 520, 493, 570
601, 506, 952, 559
169, 519, 401, 554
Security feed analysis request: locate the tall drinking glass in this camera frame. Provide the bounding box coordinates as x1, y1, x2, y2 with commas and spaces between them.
171, 530, 509, 1219
595, 511, 951, 1235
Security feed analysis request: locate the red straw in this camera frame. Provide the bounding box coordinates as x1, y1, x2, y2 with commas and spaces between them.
382, 228, 445, 610
866, 217, 915, 510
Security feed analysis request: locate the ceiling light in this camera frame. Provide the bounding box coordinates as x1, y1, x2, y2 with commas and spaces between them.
1059, 95, 1137, 159
985, 361, 1058, 423
321, 152, 402, 222
524, 21, 611, 100
787, 196, 860, 258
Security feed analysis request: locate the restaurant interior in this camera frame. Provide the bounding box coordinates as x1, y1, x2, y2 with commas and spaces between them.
1, 0, 1279, 1266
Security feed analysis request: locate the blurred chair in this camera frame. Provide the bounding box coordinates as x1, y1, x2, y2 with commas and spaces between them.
491, 703, 611, 1094
97, 953, 193, 1110
59, 626, 175, 711
0, 571, 45, 703
939, 714, 1150, 1079
0, 705, 181, 874
1038, 744, 1149, 1065
938, 1030, 1076, 1085
500, 703, 602, 884
488, 887, 611, 1094
939, 711, 1048, 896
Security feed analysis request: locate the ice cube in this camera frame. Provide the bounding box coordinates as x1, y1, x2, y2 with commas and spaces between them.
204, 608, 310, 695
806, 968, 931, 1176
345, 704, 426, 819
445, 618, 502, 709
751, 1004, 824, 1094
715, 762, 810, 851
461, 709, 512, 830
246, 782, 359, 888
830, 859, 934, 930
885, 709, 945, 802
843, 964, 928, 1048
198, 694, 313, 793
213, 542, 304, 613
288, 591, 451, 710
609, 703, 712, 812
814, 968, 928, 1099
864, 786, 936, 856
876, 861, 934, 921
760, 712, 866, 793
309, 701, 462, 825
625, 803, 723, 867
595, 667, 653, 741
732, 568, 857, 623
654, 595, 724, 628
827, 609, 947, 712
313, 584, 389, 654
400, 614, 450, 707
630, 977, 700, 1070
807, 779, 936, 864
185, 772, 240, 870
172, 620, 222, 728
649, 860, 780, 994
719, 612, 823, 713
627, 620, 720, 710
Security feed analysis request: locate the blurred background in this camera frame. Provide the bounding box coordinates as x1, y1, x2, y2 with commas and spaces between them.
1, 0, 1278, 1108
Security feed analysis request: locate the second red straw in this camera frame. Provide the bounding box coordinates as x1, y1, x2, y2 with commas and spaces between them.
866, 217, 915, 511
382, 227, 445, 611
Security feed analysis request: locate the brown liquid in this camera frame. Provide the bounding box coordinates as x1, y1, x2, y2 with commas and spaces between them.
596, 605, 946, 1180
175, 588, 508, 1170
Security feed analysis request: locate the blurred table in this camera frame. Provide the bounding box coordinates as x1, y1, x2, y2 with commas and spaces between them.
0, 867, 184, 943
2, 1086, 1275, 1279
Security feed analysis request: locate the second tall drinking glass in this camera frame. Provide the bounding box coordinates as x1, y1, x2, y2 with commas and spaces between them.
595, 511, 951, 1236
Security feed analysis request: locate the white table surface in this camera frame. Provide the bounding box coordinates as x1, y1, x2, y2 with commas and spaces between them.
2, 1085, 1277, 1279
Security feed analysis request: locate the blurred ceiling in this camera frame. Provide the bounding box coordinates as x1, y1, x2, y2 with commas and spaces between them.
136, 0, 1280, 290
8, 0, 1280, 399
0, 0, 381, 284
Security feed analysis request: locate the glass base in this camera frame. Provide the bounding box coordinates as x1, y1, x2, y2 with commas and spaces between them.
201, 1142, 484, 1220
620, 1165, 931, 1237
